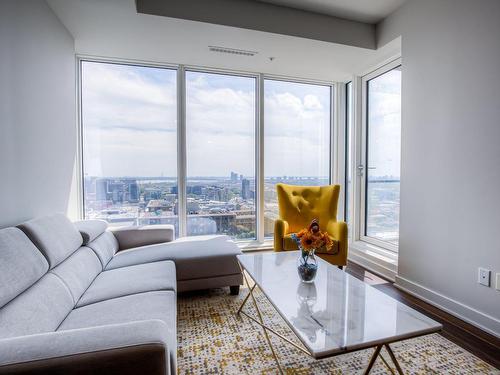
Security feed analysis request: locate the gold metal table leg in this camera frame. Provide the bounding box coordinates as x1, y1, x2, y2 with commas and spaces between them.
363, 345, 383, 375
363, 344, 405, 375
241, 271, 285, 375
379, 352, 396, 375
236, 282, 255, 315
384, 344, 405, 375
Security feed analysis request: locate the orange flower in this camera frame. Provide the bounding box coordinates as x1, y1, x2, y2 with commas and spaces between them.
295, 219, 333, 251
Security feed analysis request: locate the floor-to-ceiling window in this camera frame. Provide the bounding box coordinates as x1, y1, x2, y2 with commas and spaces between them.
81, 61, 179, 235
80, 59, 334, 243
263, 79, 332, 237
362, 64, 401, 247
185, 71, 256, 238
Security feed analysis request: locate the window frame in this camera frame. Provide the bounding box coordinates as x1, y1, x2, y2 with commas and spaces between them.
77, 58, 180, 233
359, 59, 402, 252
77, 56, 337, 248
183, 68, 259, 239
344, 81, 352, 224
262, 76, 336, 240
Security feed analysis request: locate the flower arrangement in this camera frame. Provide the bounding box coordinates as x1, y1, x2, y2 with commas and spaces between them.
291, 219, 333, 254
291, 219, 333, 282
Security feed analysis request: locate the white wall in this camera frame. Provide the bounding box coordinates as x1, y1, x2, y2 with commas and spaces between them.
0, 0, 76, 228
377, 0, 500, 336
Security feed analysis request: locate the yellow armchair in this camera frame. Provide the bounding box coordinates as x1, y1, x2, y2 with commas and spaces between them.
273, 183, 348, 267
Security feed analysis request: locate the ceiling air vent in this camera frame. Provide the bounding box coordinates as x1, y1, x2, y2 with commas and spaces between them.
209, 46, 258, 57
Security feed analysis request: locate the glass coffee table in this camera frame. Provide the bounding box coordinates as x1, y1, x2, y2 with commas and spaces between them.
237, 251, 442, 374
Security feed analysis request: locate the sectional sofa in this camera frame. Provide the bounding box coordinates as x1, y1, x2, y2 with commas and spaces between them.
0, 214, 243, 374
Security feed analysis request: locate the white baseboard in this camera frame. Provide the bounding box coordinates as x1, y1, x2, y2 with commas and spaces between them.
395, 275, 500, 338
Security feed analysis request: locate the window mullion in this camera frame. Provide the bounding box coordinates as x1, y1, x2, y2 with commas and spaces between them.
353, 76, 363, 243
256, 74, 265, 243
177, 66, 187, 237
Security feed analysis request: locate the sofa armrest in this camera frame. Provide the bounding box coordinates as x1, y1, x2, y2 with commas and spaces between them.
111, 225, 175, 251
0, 320, 170, 375
273, 219, 289, 251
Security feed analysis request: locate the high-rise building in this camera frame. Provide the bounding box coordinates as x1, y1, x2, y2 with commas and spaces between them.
95, 178, 108, 201
128, 181, 139, 202
230, 172, 238, 182
241, 178, 250, 199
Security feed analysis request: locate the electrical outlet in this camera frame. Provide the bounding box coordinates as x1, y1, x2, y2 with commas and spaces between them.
496, 273, 500, 291
478, 268, 490, 287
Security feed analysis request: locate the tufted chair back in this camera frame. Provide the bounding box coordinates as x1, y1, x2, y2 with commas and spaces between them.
276, 183, 340, 233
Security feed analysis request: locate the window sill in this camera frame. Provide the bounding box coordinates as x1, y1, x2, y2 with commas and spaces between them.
348, 240, 398, 282
238, 239, 274, 252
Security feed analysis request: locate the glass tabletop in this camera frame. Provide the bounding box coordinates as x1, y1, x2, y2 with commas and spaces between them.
237, 251, 442, 358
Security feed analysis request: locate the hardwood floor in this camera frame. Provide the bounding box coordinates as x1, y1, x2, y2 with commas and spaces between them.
344, 261, 500, 369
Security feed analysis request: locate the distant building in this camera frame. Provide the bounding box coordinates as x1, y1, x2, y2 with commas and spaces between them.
128, 181, 139, 202
95, 178, 108, 201
230, 171, 238, 182
241, 178, 250, 199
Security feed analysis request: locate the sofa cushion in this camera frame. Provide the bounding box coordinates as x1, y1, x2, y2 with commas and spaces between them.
105, 235, 242, 281
0, 320, 172, 374
86, 231, 119, 267
0, 227, 49, 308
74, 220, 108, 245
58, 291, 177, 372
0, 273, 74, 339
76, 261, 176, 307
51, 246, 102, 304
18, 213, 83, 268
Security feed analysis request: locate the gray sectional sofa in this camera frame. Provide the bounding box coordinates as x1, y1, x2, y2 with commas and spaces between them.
0, 214, 243, 374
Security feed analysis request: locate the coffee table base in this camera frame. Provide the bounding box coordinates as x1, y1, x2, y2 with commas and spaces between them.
237, 271, 405, 375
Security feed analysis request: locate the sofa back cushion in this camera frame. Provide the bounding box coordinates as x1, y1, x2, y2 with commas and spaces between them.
86, 231, 119, 267
74, 220, 108, 245
0, 228, 49, 308
0, 273, 73, 339
50, 246, 102, 304
18, 213, 83, 268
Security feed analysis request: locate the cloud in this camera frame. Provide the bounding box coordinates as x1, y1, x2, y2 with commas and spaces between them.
367, 69, 402, 177
82, 62, 334, 178
304, 94, 323, 110
82, 62, 177, 132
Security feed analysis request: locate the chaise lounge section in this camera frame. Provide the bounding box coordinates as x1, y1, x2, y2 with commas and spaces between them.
0, 214, 243, 374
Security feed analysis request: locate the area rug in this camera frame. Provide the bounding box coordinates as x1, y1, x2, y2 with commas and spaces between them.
177, 284, 498, 374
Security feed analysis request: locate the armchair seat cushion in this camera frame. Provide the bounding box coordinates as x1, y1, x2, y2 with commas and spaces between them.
283, 233, 339, 254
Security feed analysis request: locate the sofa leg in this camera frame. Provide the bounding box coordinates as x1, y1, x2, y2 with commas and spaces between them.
230, 285, 240, 295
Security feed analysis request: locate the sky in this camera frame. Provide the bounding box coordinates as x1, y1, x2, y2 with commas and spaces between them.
82, 61, 400, 179
367, 67, 402, 178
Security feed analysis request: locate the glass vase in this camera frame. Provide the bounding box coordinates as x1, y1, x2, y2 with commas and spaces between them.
297, 249, 318, 283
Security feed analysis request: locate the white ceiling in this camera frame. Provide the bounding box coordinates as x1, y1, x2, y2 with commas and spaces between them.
48, 0, 401, 82
257, 0, 407, 23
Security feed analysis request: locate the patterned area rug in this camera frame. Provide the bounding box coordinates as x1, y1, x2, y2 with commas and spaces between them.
177, 284, 498, 374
